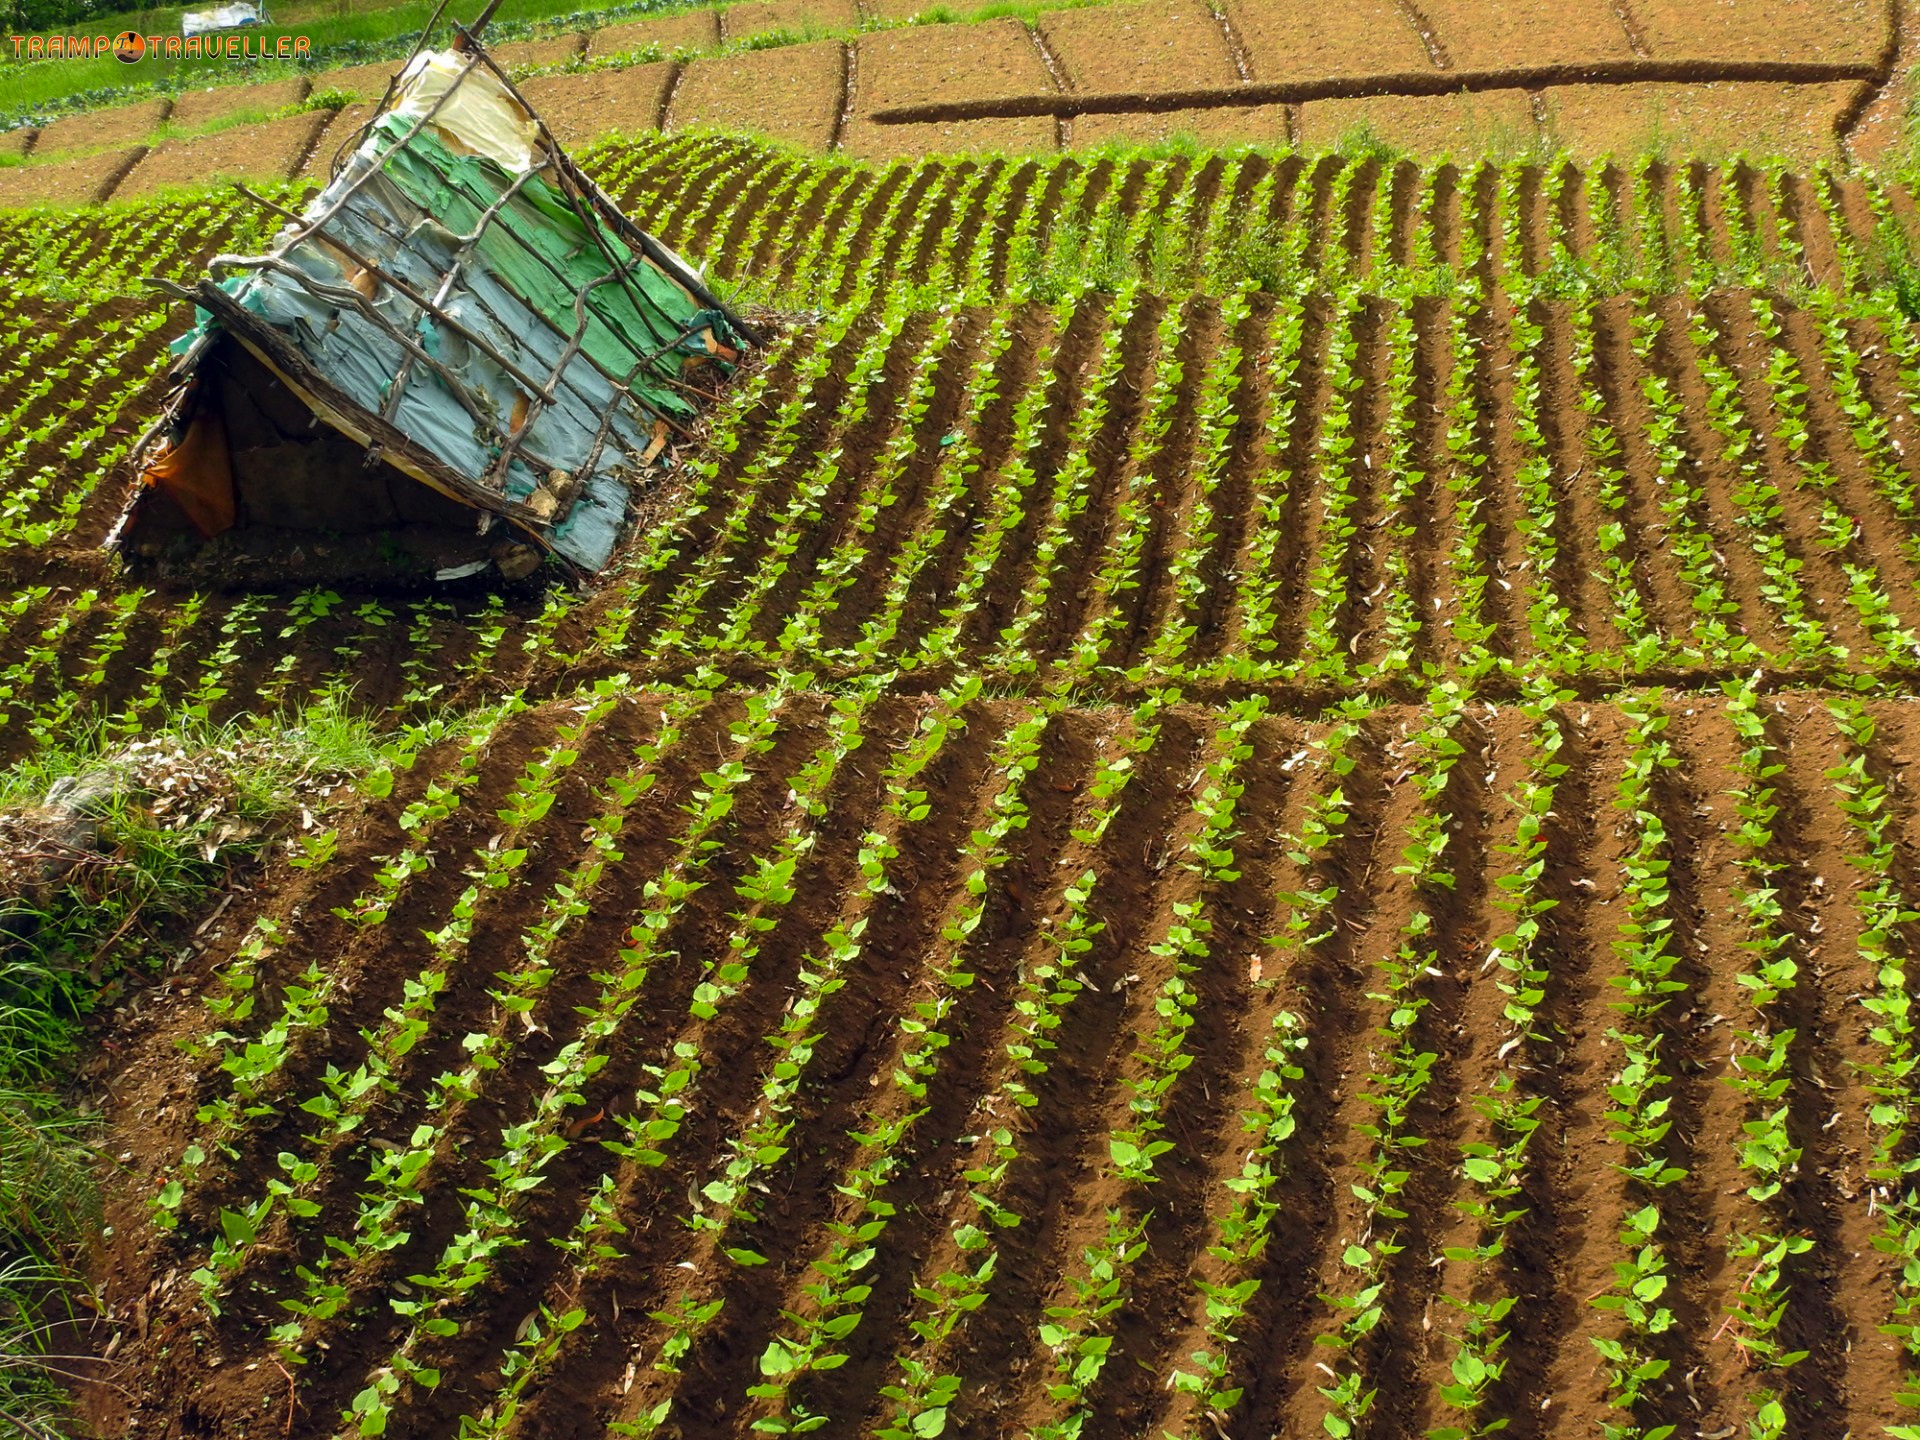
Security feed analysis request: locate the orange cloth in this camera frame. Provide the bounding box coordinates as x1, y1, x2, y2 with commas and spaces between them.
142, 401, 235, 538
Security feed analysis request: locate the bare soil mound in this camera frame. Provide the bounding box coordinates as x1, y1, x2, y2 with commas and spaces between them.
1072, 99, 1291, 146
489, 32, 589, 71
1299, 87, 1537, 156
720, 0, 860, 43
306, 60, 408, 103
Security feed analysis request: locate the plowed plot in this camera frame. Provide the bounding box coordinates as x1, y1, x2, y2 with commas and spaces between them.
1416, 0, 1634, 68
0, 145, 141, 206
116, 108, 331, 198
166, 75, 309, 130
1223, 0, 1432, 80
587, 6, 720, 58
845, 19, 1056, 156
1635, 0, 1888, 65
34, 97, 167, 156
521, 64, 673, 145
1038, 0, 1239, 94
1543, 79, 1862, 164
721, 0, 860, 41
77, 681, 1920, 1440
1298, 88, 1538, 156
670, 40, 842, 150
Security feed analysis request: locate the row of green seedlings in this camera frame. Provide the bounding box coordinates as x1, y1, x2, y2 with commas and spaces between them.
587, 317, 816, 660
1717, 680, 1812, 1440
1282, 287, 1369, 684
1804, 282, 1920, 587
1316, 683, 1471, 1438
1137, 284, 1256, 677
906, 297, 1070, 671
1503, 304, 1588, 672
1738, 294, 1920, 670
843, 305, 1019, 667
1626, 308, 1762, 668
1427, 678, 1573, 1440
737, 700, 1063, 1437
0, 299, 174, 548
752, 304, 975, 667
622, 309, 870, 657
1013, 696, 1269, 1440
1589, 691, 1688, 1440
1681, 302, 1845, 669
1435, 294, 1502, 682
335, 673, 796, 1434
1162, 705, 1367, 1434
153, 694, 521, 1241
987, 280, 1144, 673
874, 690, 1173, 1438
177, 680, 641, 1308
688, 302, 955, 661
1565, 295, 1670, 669
445, 673, 906, 1437
1060, 294, 1194, 676
593, 676, 987, 1439
227, 674, 700, 1322
1822, 699, 1920, 1431
1214, 298, 1310, 676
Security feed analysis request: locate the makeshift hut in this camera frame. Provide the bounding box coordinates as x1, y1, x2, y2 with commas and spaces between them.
109, 33, 754, 586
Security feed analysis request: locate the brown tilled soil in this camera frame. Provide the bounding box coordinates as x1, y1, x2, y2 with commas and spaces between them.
1222, 0, 1434, 82
1416, 0, 1636, 69
720, 0, 860, 42
116, 108, 330, 198
490, 31, 589, 71
0, 145, 141, 206
307, 59, 410, 102
670, 40, 844, 150
522, 64, 674, 146
1298, 88, 1539, 156
1038, 0, 1239, 94
1071, 99, 1292, 146
1635, 0, 1889, 65
0, 127, 33, 157
588, 7, 721, 59
1542, 79, 1863, 164
857, 17, 1056, 109
35, 98, 169, 157
165, 75, 309, 131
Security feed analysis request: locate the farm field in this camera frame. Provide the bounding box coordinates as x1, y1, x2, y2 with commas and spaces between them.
0, 0, 1910, 171
4, 130, 1920, 1440
11, 1, 1920, 1437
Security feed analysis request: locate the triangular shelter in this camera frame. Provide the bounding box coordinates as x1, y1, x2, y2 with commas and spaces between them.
110, 39, 752, 585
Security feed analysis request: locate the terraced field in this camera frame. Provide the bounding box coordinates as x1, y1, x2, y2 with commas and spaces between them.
19, 114, 1920, 1440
